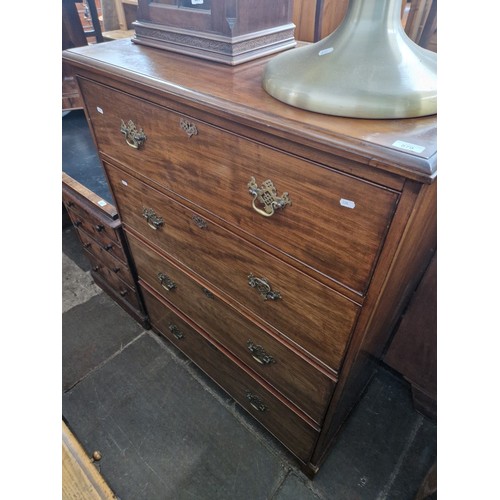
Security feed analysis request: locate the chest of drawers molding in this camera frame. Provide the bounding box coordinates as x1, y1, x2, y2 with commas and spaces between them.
63, 40, 437, 477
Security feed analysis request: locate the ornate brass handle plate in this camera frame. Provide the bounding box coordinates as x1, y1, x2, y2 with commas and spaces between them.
248, 273, 281, 301
247, 177, 291, 217
245, 391, 267, 412
158, 272, 176, 291
120, 119, 147, 149
247, 340, 275, 365
142, 208, 164, 230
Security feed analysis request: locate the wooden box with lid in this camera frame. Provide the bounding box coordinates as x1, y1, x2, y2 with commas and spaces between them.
62, 39, 436, 476
132, 0, 296, 65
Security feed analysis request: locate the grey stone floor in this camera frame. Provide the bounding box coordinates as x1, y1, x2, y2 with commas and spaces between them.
62, 224, 436, 500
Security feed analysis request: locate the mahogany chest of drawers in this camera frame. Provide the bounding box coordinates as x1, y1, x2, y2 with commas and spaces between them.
63, 39, 437, 476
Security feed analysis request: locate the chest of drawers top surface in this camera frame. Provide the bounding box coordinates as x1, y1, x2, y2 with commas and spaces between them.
63, 39, 436, 183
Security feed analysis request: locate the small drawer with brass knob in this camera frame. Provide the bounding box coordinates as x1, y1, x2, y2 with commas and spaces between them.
86, 253, 141, 311
63, 197, 121, 246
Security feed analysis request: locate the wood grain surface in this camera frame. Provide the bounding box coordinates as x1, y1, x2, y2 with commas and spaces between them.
62, 421, 116, 499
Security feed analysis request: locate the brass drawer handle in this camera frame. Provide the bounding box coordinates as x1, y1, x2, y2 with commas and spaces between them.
120, 119, 147, 149
247, 340, 275, 365
248, 273, 281, 301
142, 208, 164, 230
247, 177, 291, 217
168, 323, 184, 340
158, 272, 176, 291
245, 391, 267, 412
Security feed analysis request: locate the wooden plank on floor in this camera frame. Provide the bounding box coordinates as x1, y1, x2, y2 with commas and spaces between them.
62, 421, 116, 499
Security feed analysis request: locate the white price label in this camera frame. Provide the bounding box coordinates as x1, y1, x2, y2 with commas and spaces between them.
191, 0, 204, 4
392, 140, 425, 153
97, 199, 107, 207
340, 198, 356, 209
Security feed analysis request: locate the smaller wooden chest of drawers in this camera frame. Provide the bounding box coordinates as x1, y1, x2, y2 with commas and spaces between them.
62, 172, 148, 328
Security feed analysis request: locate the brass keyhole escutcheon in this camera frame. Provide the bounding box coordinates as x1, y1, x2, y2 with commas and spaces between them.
120, 119, 147, 149
192, 215, 208, 229
247, 177, 291, 217
180, 118, 198, 138
202, 287, 215, 299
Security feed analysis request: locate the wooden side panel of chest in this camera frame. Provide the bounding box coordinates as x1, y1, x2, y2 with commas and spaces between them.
63, 40, 437, 477
62, 172, 149, 328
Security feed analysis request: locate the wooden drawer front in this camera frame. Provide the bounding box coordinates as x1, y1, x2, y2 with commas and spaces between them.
128, 232, 335, 424
78, 231, 135, 288
106, 164, 359, 372
86, 252, 141, 310
81, 79, 399, 294
141, 285, 320, 463
65, 203, 120, 249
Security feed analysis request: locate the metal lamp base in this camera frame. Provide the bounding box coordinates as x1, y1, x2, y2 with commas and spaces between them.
262, 0, 437, 119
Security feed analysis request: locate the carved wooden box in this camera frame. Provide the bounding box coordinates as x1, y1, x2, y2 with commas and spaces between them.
133, 0, 296, 65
